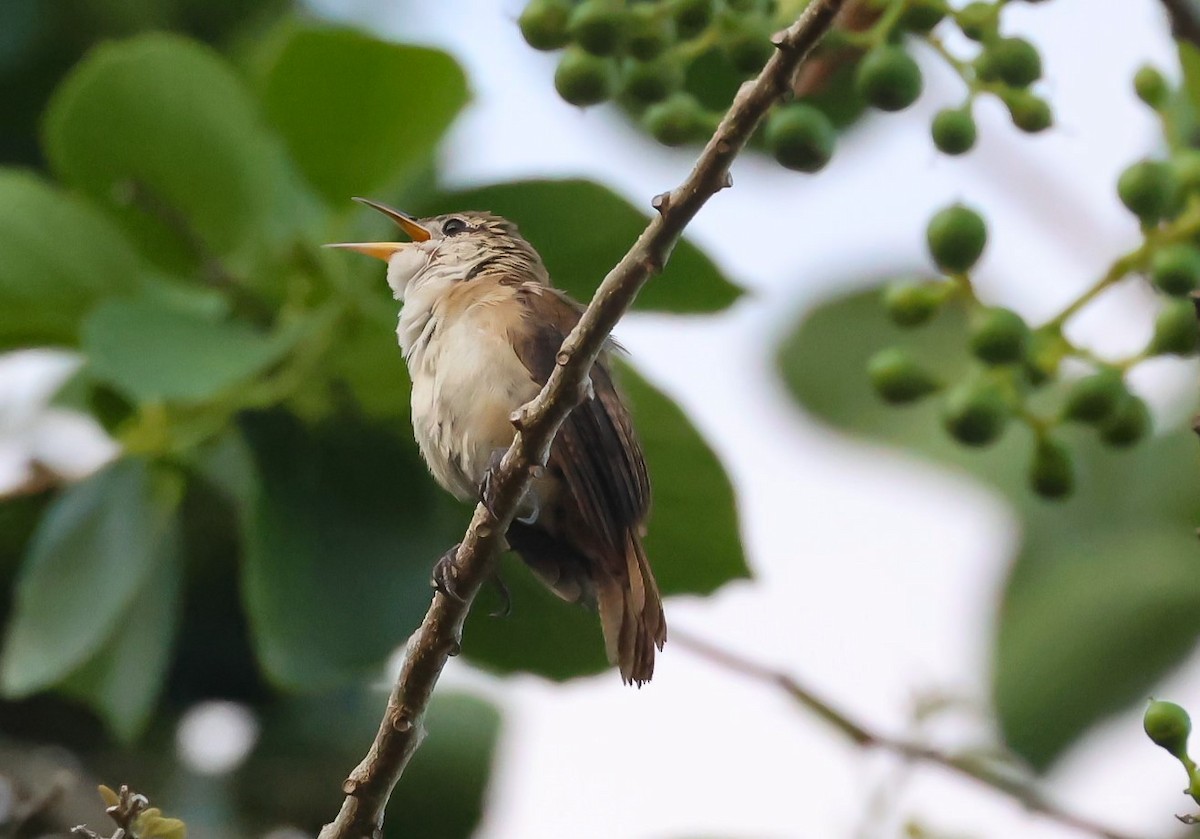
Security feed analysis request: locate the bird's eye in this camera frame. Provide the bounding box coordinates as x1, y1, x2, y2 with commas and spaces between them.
442, 217, 468, 236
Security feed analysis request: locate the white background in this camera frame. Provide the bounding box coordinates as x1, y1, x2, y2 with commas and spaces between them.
4, 0, 1199, 836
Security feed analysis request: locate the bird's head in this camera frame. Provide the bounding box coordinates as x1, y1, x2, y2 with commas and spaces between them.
327, 198, 546, 298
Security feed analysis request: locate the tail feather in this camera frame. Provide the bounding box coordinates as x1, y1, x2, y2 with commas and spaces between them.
597, 537, 666, 686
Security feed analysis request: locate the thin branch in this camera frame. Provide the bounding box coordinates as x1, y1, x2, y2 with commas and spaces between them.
1160, 0, 1200, 48
669, 628, 1147, 839
316, 3, 849, 836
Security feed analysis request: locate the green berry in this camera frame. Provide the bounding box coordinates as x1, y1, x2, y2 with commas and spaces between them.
956, 2, 997, 41
1145, 700, 1192, 760
855, 46, 923, 112
1150, 243, 1200, 296
882, 280, 948, 327
926, 203, 987, 273
621, 56, 686, 104
1133, 64, 1170, 110
1030, 436, 1074, 500
569, 0, 627, 56
722, 18, 775, 76
1148, 298, 1199, 355
643, 93, 708, 146
765, 104, 836, 173
1062, 369, 1125, 424
1172, 150, 1200, 194
899, 0, 947, 33
1002, 89, 1053, 133
867, 348, 940, 404
978, 37, 1042, 87
1117, 159, 1178, 225
627, 6, 675, 60
519, 0, 572, 50
1024, 329, 1066, 386
554, 47, 619, 106
674, 0, 714, 38
942, 379, 1010, 446
969, 307, 1029, 364
931, 107, 977, 155
1100, 394, 1151, 447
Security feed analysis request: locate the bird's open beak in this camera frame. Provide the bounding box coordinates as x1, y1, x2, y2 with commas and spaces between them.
325, 197, 432, 262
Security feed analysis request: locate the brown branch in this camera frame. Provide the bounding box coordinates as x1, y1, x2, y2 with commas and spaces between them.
1160, 0, 1200, 48
670, 628, 1148, 839
316, 2, 849, 837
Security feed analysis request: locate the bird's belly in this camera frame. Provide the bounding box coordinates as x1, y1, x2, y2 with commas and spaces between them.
409, 320, 539, 501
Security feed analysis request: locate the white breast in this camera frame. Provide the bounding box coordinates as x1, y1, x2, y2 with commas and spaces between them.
401, 283, 539, 501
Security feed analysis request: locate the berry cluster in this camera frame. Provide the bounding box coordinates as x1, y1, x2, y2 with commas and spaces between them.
867, 190, 1197, 500
518, 0, 1052, 172
519, 0, 771, 149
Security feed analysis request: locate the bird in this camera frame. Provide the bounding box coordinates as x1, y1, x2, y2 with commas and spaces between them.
329, 198, 666, 685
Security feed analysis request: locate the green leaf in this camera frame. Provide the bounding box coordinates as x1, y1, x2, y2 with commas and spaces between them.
238, 411, 460, 690
996, 494, 1200, 767
324, 311, 413, 423
257, 24, 468, 205
0, 458, 183, 697
622, 365, 748, 593
417, 179, 743, 313
43, 33, 316, 273
81, 293, 297, 403
776, 287, 1200, 769
243, 688, 498, 837
387, 692, 501, 838
464, 365, 749, 680
60, 518, 183, 743
0, 170, 143, 349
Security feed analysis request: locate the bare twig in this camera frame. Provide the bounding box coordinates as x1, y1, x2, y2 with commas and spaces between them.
316, 2, 849, 837
670, 628, 1146, 839
1160, 0, 1200, 48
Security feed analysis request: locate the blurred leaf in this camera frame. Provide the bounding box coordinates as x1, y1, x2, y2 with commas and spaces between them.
996, 493, 1200, 767
387, 692, 501, 838
242, 688, 498, 837
0, 170, 143, 349
0, 458, 183, 697
465, 365, 749, 680
418, 179, 743, 313
463, 551, 610, 680
257, 24, 468, 205
81, 293, 298, 403
61, 516, 183, 743
622, 365, 748, 593
238, 411, 459, 690
43, 33, 317, 274
777, 287, 1200, 770
324, 312, 413, 422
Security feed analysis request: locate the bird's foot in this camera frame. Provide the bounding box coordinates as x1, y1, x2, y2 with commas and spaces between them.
477, 449, 506, 518
489, 573, 512, 619
431, 544, 465, 602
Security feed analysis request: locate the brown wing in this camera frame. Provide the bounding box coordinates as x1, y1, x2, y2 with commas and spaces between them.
507, 282, 664, 685
508, 284, 650, 547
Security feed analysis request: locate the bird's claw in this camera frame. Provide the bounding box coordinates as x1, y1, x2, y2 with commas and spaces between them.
489, 573, 513, 619
477, 449, 506, 518
431, 544, 465, 602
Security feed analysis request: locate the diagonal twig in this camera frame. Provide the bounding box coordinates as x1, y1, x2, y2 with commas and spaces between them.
316, 2, 850, 836
670, 628, 1147, 839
